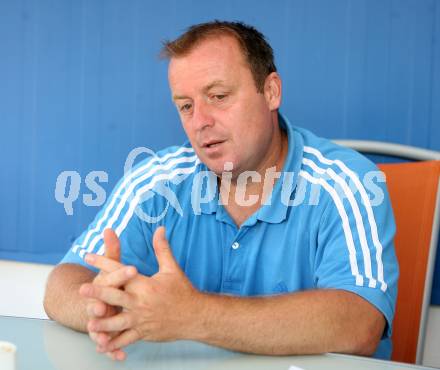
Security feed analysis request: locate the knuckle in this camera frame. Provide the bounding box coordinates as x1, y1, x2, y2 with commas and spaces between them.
86, 304, 94, 317
120, 314, 130, 329
116, 289, 125, 303
89, 285, 99, 298
122, 293, 133, 309
88, 320, 98, 332
97, 332, 109, 345
125, 314, 134, 328
107, 273, 119, 286
134, 327, 144, 341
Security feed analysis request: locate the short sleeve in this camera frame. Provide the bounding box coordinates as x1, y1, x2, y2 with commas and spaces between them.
314, 163, 399, 340
60, 158, 157, 277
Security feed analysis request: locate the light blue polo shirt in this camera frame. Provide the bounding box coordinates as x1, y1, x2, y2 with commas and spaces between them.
61, 113, 399, 359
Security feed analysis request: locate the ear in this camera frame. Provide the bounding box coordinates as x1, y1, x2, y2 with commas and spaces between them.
263, 72, 282, 111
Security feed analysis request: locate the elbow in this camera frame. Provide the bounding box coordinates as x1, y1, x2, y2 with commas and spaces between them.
43, 265, 70, 321
43, 272, 56, 320
43, 290, 55, 320
348, 316, 385, 356
43, 296, 53, 320
352, 332, 381, 356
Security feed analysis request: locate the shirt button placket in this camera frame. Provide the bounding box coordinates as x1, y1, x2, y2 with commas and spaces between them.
232, 242, 240, 250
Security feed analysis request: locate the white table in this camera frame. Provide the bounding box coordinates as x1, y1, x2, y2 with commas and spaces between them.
0, 315, 436, 370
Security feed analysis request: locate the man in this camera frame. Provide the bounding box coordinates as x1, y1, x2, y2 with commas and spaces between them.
44, 21, 399, 361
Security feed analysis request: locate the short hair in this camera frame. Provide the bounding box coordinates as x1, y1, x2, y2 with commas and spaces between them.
161, 20, 277, 93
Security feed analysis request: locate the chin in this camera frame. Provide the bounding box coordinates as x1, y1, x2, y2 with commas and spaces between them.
203, 159, 233, 176
205, 163, 224, 177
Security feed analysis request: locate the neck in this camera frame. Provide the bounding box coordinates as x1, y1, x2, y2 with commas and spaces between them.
221, 126, 288, 209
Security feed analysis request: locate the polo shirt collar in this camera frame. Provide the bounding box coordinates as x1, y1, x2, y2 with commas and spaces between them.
198, 112, 304, 224
255, 113, 304, 224
198, 165, 218, 215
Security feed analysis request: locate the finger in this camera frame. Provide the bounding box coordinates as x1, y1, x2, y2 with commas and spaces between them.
89, 330, 99, 343
153, 226, 179, 273
96, 344, 127, 361
113, 350, 127, 361
104, 228, 121, 262
85, 253, 123, 273
105, 351, 117, 360
88, 312, 133, 333
97, 266, 137, 288
80, 284, 133, 309
105, 329, 141, 353
89, 331, 111, 346
86, 300, 108, 318
102, 348, 126, 361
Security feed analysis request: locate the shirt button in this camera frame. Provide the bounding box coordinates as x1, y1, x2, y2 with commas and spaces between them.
232, 242, 240, 250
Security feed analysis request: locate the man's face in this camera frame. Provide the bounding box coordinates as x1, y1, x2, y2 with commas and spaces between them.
168, 35, 280, 176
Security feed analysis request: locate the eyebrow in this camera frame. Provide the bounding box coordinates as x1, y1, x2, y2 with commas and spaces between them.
172, 80, 227, 101
172, 94, 190, 101
202, 80, 227, 93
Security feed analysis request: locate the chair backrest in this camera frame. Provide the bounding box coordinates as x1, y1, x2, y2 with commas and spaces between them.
377, 161, 440, 364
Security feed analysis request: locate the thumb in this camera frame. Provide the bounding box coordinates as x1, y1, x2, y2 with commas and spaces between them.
152, 226, 178, 273
103, 228, 121, 262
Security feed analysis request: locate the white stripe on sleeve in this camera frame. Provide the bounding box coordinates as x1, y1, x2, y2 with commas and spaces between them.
304, 146, 387, 292
302, 157, 376, 288
80, 155, 198, 256
300, 170, 364, 287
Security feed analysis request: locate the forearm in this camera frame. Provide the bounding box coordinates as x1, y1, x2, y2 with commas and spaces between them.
43, 263, 96, 332
188, 289, 384, 356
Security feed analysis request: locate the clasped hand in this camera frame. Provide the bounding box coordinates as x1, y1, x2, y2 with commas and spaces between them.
79, 227, 200, 361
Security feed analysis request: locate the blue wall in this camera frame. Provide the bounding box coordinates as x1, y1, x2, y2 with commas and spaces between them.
1, 0, 439, 301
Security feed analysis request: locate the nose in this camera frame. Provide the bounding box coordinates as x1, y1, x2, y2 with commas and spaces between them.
192, 99, 215, 130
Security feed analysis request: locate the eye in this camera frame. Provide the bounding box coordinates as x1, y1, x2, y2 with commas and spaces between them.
209, 94, 228, 103
179, 103, 193, 113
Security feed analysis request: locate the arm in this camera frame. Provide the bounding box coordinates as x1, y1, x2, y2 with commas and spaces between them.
44, 254, 134, 361
191, 289, 384, 356
44, 229, 123, 333
43, 263, 96, 332
81, 228, 385, 357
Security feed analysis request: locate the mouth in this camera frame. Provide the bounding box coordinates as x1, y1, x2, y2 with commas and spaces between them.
202, 140, 225, 149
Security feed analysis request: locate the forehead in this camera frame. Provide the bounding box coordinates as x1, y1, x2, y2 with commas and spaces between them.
168, 35, 251, 90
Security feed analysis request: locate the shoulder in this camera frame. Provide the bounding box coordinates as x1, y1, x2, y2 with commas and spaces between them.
123, 142, 201, 192
293, 126, 389, 219
295, 126, 379, 179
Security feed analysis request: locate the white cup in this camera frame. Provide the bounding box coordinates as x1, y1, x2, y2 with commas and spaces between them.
0, 341, 16, 370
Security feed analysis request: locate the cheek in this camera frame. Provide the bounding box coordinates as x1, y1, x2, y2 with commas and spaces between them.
231, 96, 270, 134
223, 107, 254, 139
